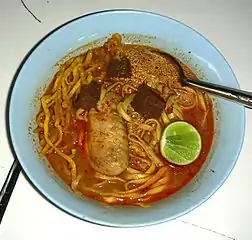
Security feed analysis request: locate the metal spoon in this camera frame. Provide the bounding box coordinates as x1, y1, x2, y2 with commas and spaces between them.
152, 50, 252, 109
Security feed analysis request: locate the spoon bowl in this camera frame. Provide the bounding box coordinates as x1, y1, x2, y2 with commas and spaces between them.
153, 49, 252, 109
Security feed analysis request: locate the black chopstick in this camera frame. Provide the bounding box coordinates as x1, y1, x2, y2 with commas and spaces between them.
0, 159, 21, 224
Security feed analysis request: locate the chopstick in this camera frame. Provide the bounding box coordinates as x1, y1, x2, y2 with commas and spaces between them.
0, 159, 21, 224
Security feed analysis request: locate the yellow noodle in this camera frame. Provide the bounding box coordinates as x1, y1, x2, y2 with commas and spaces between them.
168, 112, 176, 120
67, 79, 81, 101
98, 82, 123, 107
53, 56, 82, 91
40, 134, 58, 156
69, 149, 77, 159
53, 86, 63, 148
54, 120, 63, 147
173, 104, 183, 120
95, 172, 126, 183
94, 180, 108, 187
106, 82, 122, 93
54, 93, 61, 121
139, 129, 146, 139
175, 87, 197, 109
145, 119, 161, 141
145, 184, 167, 196
82, 186, 139, 199
61, 75, 68, 100
65, 104, 71, 130
130, 144, 147, 158
129, 111, 141, 120
161, 110, 170, 125
79, 71, 86, 80
65, 73, 73, 86
55, 84, 65, 126
41, 97, 77, 184
65, 66, 80, 86
137, 124, 153, 132
61, 57, 75, 69
129, 154, 151, 166
204, 91, 211, 106
123, 173, 150, 181
117, 102, 131, 122
126, 167, 141, 174
145, 161, 156, 174
70, 67, 80, 85
85, 74, 93, 84
84, 167, 167, 199
40, 144, 51, 156
135, 202, 151, 208
71, 174, 82, 193
128, 134, 164, 166
151, 176, 170, 188
61, 58, 83, 99
197, 90, 206, 111
125, 166, 167, 193
125, 177, 151, 191
137, 196, 151, 203
44, 92, 57, 104
122, 93, 135, 111
83, 51, 93, 67
53, 72, 63, 92
201, 109, 209, 126
102, 196, 118, 204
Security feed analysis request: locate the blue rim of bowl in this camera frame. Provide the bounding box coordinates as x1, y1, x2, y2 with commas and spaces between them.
7, 9, 246, 227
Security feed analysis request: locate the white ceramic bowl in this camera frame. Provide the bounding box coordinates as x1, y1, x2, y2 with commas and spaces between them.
8, 10, 245, 227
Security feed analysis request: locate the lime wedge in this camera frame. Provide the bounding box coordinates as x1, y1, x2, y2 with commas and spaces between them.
160, 121, 202, 165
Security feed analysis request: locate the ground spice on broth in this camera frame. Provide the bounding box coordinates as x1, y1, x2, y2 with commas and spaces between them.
36, 34, 214, 207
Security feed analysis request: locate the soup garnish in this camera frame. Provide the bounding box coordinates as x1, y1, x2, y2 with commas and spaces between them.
35, 33, 214, 207
160, 121, 202, 165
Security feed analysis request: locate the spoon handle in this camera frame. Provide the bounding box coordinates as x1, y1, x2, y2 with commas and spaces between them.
185, 78, 252, 109
0, 160, 21, 224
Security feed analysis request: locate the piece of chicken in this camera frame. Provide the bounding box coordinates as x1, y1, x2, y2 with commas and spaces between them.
87, 108, 129, 176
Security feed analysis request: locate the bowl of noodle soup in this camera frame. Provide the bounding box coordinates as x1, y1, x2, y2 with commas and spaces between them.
8, 10, 245, 227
